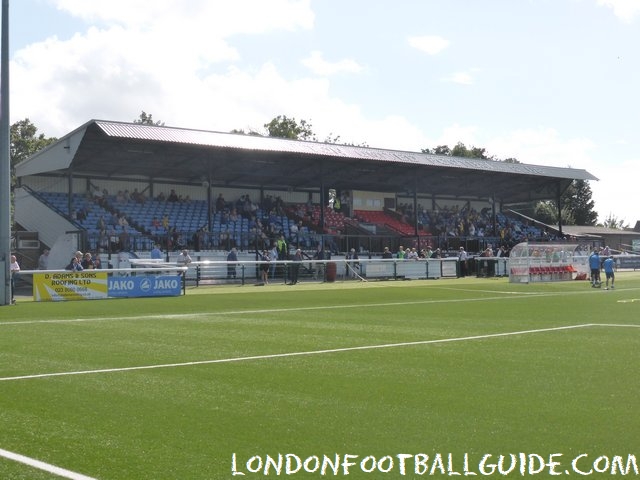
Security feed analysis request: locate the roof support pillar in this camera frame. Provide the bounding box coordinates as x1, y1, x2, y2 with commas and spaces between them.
412, 177, 419, 237
556, 182, 564, 237
67, 172, 74, 216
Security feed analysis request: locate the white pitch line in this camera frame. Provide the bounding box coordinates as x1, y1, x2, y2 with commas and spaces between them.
0, 293, 552, 327
0, 447, 97, 480
4, 287, 638, 328
0, 324, 597, 382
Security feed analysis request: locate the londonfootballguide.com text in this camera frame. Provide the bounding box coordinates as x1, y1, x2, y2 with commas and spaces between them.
231, 452, 639, 476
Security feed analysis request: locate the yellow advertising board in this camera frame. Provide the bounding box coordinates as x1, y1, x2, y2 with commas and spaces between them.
33, 271, 109, 301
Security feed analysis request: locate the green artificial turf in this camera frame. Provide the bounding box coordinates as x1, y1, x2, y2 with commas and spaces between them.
1, 274, 639, 479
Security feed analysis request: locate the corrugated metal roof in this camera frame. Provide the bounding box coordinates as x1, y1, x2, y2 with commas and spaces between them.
16, 119, 600, 206
94, 120, 598, 182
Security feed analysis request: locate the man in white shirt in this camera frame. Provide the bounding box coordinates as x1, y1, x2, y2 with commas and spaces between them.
176, 249, 192, 266
458, 246, 468, 277
10, 254, 20, 304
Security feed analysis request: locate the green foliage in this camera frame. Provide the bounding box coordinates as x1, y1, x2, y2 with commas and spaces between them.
10, 119, 57, 227
534, 200, 575, 225
133, 111, 165, 126
264, 115, 316, 141
422, 145, 448, 155
423, 141, 597, 226
600, 213, 629, 230
229, 128, 262, 136
565, 179, 598, 226
423, 143, 523, 164
423, 142, 499, 161
10, 118, 57, 168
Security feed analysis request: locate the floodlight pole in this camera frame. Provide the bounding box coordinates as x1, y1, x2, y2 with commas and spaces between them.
0, 0, 10, 306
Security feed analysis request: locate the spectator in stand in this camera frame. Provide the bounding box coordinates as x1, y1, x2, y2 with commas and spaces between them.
424, 245, 433, 259
458, 246, 468, 277
132, 188, 146, 204
227, 247, 238, 279
397, 246, 406, 259
93, 254, 103, 269
38, 248, 50, 270
346, 248, 359, 277
269, 243, 278, 279
289, 248, 303, 285
382, 246, 393, 259
289, 221, 299, 242
81, 252, 95, 270
313, 243, 326, 279
260, 249, 271, 285
119, 226, 130, 252
66, 256, 83, 271
150, 244, 163, 259
176, 249, 192, 266
167, 189, 179, 202
216, 193, 226, 212
481, 246, 493, 257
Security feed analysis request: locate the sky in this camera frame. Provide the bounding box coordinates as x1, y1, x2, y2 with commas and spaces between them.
8, 0, 640, 227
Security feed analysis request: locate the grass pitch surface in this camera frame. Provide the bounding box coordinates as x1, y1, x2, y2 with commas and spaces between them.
1, 273, 639, 479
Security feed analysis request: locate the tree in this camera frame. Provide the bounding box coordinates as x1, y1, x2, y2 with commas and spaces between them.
10, 118, 57, 168
534, 200, 575, 226
10, 119, 57, 227
423, 142, 492, 159
600, 214, 629, 230
264, 115, 316, 141
562, 179, 598, 226
229, 128, 262, 136
422, 145, 451, 156
421, 141, 601, 226
133, 111, 165, 126
530, 179, 597, 227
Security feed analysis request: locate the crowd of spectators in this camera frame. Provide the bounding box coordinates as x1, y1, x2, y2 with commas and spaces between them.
64, 185, 570, 256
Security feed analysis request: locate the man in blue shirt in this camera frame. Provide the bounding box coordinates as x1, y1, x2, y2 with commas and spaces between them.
588, 249, 601, 288
150, 244, 163, 260
603, 255, 615, 290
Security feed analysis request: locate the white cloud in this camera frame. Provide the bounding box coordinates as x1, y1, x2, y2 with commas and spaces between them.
301, 51, 364, 76
483, 128, 639, 226
597, 0, 640, 22
407, 35, 450, 55
485, 128, 596, 169
445, 71, 474, 85
436, 123, 480, 148
589, 159, 639, 226
54, 0, 315, 34
10, 1, 316, 136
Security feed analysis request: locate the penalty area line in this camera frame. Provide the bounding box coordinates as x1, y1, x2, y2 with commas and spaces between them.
0, 447, 97, 480
0, 324, 595, 383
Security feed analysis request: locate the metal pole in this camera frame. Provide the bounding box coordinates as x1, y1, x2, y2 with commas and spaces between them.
0, 0, 11, 306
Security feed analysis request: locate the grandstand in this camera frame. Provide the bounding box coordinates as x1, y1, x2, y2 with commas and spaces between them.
14, 119, 598, 270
